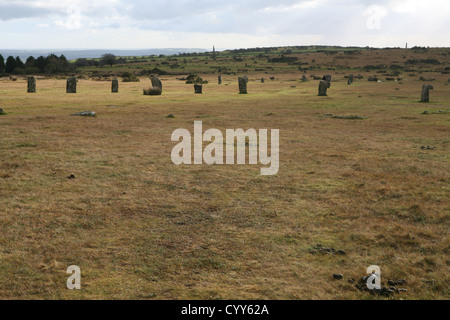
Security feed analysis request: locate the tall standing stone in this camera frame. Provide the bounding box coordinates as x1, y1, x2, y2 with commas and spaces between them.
420, 84, 434, 103
27, 76, 36, 93
66, 77, 77, 93
112, 78, 119, 93
194, 84, 202, 94
318, 80, 330, 96
218, 75, 222, 85
238, 77, 247, 94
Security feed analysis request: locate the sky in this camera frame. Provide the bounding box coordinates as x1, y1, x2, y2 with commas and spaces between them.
0, 0, 449, 50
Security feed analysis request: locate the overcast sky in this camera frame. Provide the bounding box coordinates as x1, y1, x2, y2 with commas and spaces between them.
0, 0, 449, 50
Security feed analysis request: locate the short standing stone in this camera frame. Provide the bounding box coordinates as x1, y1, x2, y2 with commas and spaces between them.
238, 77, 247, 94
302, 74, 308, 82
66, 77, 77, 93
27, 76, 36, 93
261, 78, 265, 83
349, 74, 354, 84
218, 75, 222, 85
151, 76, 163, 91
318, 80, 330, 96
194, 84, 202, 94
420, 84, 433, 103
111, 78, 119, 93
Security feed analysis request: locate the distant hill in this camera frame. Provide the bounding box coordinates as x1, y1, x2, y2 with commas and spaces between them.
0, 48, 208, 61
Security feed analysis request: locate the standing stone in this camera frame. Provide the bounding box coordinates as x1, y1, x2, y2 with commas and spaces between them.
66, 77, 77, 93
420, 84, 434, 103
349, 74, 354, 84
261, 78, 265, 83
302, 74, 308, 82
194, 84, 202, 94
27, 76, 36, 93
218, 75, 222, 85
318, 80, 330, 96
151, 76, 163, 92
112, 78, 119, 93
238, 77, 247, 94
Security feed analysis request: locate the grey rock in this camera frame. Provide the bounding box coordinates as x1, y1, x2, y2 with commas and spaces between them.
71, 111, 96, 117
333, 274, 344, 280
27, 76, 36, 93
318, 80, 330, 96
151, 76, 163, 91
66, 77, 77, 93
238, 77, 247, 94
420, 84, 433, 103
194, 84, 202, 94
111, 78, 119, 93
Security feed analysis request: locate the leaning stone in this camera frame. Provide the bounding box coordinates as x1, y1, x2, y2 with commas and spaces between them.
420, 84, 433, 103
27, 76, 36, 93
151, 76, 163, 91
71, 111, 96, 117
66, 77, 77, 93
318, 80, 330, 96
238, 77, 247, 94
111, 78, 119, 93
194, 84, 202, 94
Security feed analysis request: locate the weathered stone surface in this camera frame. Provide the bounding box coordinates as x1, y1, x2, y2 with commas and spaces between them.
420, 84, 434, 103
27, 76, 36, 93
66, 77, 77, 93
194, 84, 202, 94
218, 75, 222, 85
151, 76, 163, 91
111, 78, 119, 93
238, 77, 247, 94
318, 80, 330, 96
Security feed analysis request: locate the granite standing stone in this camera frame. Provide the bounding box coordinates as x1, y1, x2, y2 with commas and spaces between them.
218, 75, 222, 85
27, 76, 36, 93
318, 80, 330, 96
194, 84, 202, 94
238, 77, 247, 94
66, 77, 77, 93
112, 78, 119, 93
420, 84, 434, 103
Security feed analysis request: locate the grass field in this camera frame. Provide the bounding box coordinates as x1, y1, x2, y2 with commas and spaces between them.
0, 48, 449, 299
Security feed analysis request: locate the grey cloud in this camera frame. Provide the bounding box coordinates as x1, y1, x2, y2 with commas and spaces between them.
0, 4, 61, 20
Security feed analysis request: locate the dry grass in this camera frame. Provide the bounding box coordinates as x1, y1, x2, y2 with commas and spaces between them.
0, 56, 449, 300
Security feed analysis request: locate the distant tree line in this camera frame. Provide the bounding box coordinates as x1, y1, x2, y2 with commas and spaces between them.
0, 53, 125, 75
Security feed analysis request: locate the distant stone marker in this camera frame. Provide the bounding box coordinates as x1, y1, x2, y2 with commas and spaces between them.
420, 84, 434, 103
318, 80, 330, 96
112, 78, 119, 93
261, 78, 265, 83
238, 77, 247, 94
194, 84, 202, 94
348, 74, 354, 84
66, 77, 77, 93
218, 75, 222, 85
302, 74, 308, 82
27, 76, 36, 93
71, 111, 96, 117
